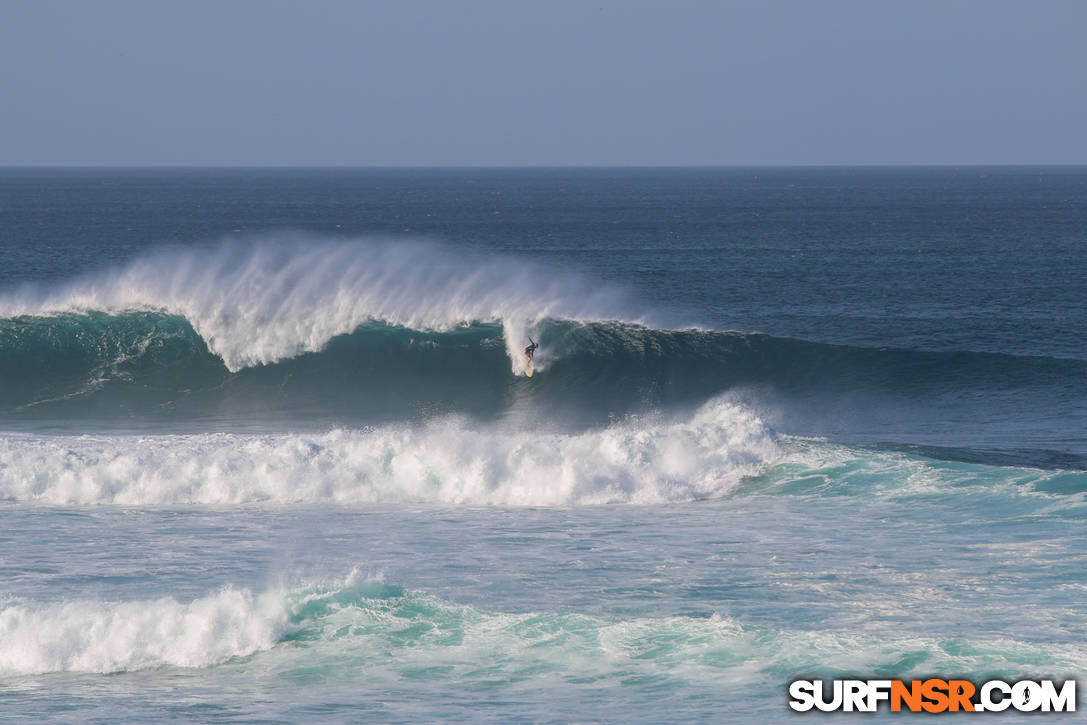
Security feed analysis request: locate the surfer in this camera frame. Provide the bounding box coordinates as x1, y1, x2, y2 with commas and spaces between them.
524, 336, 539, 361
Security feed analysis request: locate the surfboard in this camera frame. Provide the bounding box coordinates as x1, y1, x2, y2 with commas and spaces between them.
524, 359, 534, 377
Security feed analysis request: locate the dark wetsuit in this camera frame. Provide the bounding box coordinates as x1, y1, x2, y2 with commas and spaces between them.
524, 337, 539, 360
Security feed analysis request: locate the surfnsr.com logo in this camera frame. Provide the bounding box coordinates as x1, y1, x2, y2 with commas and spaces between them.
788, 678, 1076, 713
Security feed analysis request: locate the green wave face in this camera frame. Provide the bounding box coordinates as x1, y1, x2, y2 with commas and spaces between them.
3, 313, 1085, 438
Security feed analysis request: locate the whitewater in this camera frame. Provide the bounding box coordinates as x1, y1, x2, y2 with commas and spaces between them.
2, 167, 1085, 723
0, 399, 776, 505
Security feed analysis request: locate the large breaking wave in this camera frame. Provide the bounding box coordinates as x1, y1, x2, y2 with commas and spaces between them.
1, 238, 1084, 465
0, 236, 645, 372
2, 310, 1084, 429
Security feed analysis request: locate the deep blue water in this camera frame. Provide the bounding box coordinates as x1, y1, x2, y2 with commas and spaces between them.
0, 168, 1084, 722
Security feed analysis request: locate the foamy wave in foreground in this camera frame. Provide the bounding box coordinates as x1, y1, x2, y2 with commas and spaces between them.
0, 587, 288, 674
3, 572, 1083, 679
0, 399, 775, 505
0, 237, 648, 372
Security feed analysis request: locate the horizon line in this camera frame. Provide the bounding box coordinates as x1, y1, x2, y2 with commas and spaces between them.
3, 163, 1087, 170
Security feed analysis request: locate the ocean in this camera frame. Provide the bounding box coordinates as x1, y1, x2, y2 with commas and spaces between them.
1, 167, 1084, 722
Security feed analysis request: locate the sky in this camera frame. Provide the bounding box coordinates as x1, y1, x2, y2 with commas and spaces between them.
1, 0, 1085, 166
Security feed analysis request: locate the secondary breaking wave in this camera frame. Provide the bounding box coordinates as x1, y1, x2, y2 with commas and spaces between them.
0, 398, 775, 505
2, 402, 1084, 507
3, 573, 1083, 679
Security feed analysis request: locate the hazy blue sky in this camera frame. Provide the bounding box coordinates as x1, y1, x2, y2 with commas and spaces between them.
2, 0, 1085, 165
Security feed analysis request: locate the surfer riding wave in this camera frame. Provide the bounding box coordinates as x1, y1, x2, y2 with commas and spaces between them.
522, 336, 539, 377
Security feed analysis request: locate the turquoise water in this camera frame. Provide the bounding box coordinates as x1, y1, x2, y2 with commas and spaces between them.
1, 168, 1085, 721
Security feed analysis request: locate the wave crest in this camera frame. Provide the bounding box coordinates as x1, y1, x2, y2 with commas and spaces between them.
0, 236, 644, 371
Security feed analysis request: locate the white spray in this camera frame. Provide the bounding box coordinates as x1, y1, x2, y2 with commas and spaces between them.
0, 236, 650, 373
